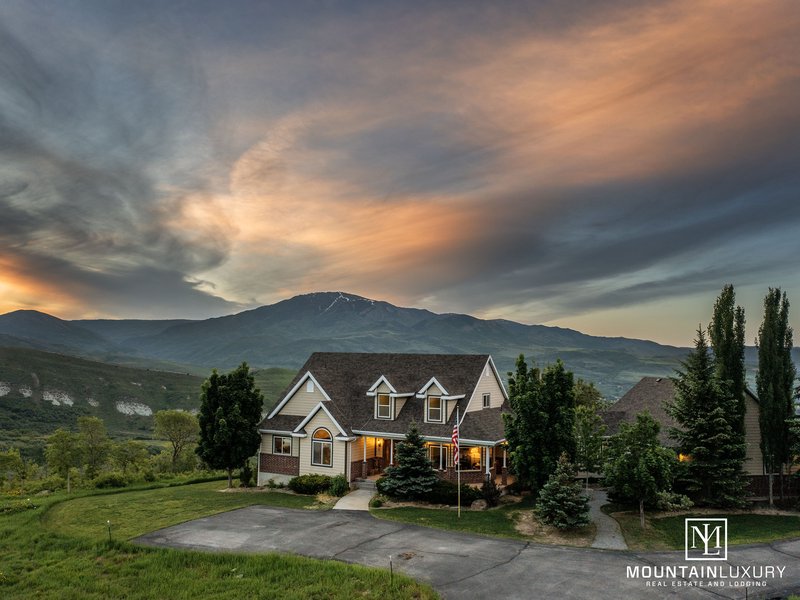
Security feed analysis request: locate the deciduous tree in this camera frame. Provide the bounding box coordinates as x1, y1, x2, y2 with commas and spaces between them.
196, 363, 263, 487
155, 410, 199, 470
78, 416, 111, 479
45, 428, 82, 493
757, 288, 796, 505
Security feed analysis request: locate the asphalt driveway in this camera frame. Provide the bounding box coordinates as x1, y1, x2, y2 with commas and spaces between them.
135, 506, 800, 599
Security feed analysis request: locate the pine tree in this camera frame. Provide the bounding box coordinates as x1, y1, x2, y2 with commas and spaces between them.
196, 363, 264, 487
503, 356, 577, 493
669, 328, 747, 507
604, 412, 676, 528
380, 422, 438, 500
708, 284, 747, 436
757, 288, 796, 505
536, 453, 590, 530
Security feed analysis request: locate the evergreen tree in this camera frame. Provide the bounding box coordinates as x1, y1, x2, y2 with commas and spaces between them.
196, 363, 264, 487
380, 422, 438, 500
535, 453, 590, 530
604, 412, 676, 528
708, 284, 747, 436
504, 356, 576, 493
669, 328, 747, 507
757, 288, 796, 505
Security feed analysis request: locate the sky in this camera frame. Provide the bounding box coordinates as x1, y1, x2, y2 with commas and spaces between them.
1, 0, 799, 346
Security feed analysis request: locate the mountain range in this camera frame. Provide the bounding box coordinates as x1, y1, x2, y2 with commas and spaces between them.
0, 291, 694, 398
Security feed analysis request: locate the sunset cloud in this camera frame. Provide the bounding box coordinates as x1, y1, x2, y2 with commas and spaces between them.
0, 0, 798, 343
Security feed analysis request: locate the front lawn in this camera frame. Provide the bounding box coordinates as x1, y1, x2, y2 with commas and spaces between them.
0, 483, 438, 599
605, 506, 800, 551
372, 501, 595, 546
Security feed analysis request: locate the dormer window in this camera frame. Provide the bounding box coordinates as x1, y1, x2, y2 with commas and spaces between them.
483, 393, 491, 408
427, 395, 443, 422
377, 394, 392, 419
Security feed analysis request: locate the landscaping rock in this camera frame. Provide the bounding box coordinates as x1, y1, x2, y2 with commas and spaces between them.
35, 490, 51, 496
470, 499, 488, 511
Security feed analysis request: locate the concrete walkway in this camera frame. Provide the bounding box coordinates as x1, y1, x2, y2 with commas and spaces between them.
136, 505, 800, 599
589, 489, 628, 550
332, 488, 373, 511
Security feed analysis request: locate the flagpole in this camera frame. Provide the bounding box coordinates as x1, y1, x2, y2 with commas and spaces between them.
456, 407, 461, 519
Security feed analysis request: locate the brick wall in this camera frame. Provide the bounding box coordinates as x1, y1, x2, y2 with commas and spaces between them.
260, 453, 299, 476
439, 467, 493, 484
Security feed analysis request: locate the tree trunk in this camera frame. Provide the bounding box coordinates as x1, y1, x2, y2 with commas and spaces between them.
227, 467, 233, 488
639, 499, 645, 529
780, 464, 785, 502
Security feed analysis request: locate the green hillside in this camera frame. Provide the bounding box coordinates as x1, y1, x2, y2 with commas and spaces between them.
0, 347, 295, 460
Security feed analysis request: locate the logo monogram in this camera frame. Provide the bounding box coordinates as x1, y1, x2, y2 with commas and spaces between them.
685, 518, 727, 561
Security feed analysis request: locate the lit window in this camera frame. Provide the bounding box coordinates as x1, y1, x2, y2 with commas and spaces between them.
427, 396, 442, 422
311, 428, 332, 466
427, 443, 450, 470
377, 394, 392, 419
483, 393, 490, 408
458, 446, 482, 471
273, 436, 291, 455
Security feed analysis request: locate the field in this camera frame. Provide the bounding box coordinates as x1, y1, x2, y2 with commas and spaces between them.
0, 481, 437, 599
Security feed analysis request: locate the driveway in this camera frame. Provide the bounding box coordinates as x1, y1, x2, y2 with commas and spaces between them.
136, 506, 800, 599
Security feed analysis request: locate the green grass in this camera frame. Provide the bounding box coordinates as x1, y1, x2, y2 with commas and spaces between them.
606, 507, 800, 551
373, 505, 524, 538
0, 482, 438, 599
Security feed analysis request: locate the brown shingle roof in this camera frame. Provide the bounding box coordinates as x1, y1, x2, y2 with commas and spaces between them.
260, 352, 506, 442
602, 376, 678, 446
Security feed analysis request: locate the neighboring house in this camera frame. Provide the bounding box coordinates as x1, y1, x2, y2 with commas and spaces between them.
257, 352, 510, 486
603, 376, 764, 476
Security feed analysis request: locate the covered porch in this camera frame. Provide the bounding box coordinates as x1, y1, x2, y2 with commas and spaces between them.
349, 435, 510, 485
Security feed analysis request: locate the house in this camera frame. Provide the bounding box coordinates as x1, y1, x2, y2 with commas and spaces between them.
256, 352, 510, 486
603, 376, 764, 476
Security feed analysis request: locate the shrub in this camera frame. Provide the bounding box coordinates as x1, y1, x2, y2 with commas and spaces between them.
654, 491, 693, 512
329, 474, 349, 497
239, 462, 254, 488
481, 478, 501, 507
535, 454, 589, 530
369, 496, 384, 508
142, 469, 156, 482
0, 498, 38, 515
93, 471, 129, 489
23, 475, 65, 495
288, 474, 332, 495
423, 479, 481, 506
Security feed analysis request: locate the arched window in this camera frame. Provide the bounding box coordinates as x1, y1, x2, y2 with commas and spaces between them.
311, 428, 333, 467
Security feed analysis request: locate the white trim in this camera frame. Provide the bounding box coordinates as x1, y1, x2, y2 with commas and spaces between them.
272, 435, 292, 455
335, 436, 356, 442
463, 356, 508, 413
291, 432, 307, 438
259, 428, 293, 435
268, 371, 332, 419
417, 376, 449, 398
311, 427, 333, 467
293, 402, 349, 437
425, 395, 444, 423
368, 375, 397, 394
390, 392, 415, 398
441, 394, 465, 401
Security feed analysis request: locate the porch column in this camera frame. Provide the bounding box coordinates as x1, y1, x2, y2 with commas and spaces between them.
485, 447, 490, 477
389, 439, 394, 465
503, 447, 507, 468
363, 436, 367, 463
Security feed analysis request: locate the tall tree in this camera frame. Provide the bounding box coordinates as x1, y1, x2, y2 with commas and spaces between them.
536, 453, 590, 530
45, 429, 82, 493
196, 363, 264, 487
379, 422, 438, 500
757, 288, 796, 505
604, 412, 676, 528
155, 410, 200, 470
78, 416, 111, 479
708, 284, 747, 436
504, 356, 576, 493
669, 328, 747, 507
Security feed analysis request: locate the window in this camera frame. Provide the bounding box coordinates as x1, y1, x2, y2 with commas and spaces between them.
458, 446, 482, 471
427, 443, 450, 470
273, 435, 291, 455
311, 428, 332, 467
377, 394, 392, 419
306, 379, 315, 393
427, 395, 442, 422
482, 393, 491, 408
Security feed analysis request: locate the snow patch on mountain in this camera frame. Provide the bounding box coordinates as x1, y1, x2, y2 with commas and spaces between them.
115, 401, 153, 416
43, 390, 74, 406
0, 382, 9, 397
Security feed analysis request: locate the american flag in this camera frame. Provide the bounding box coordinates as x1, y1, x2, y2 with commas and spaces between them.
451, 420, 459, 464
